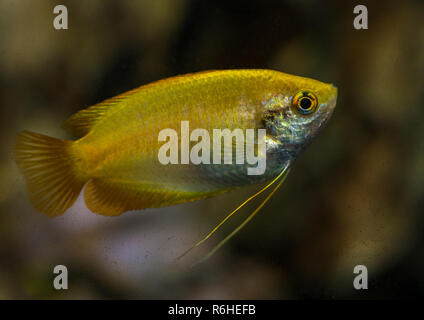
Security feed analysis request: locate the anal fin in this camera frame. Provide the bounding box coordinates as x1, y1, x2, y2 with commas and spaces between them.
84, 178, 217, 216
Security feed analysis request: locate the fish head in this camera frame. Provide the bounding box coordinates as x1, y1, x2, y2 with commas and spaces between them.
262, 74, 338, 160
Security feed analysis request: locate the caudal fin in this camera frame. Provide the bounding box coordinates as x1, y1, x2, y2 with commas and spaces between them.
14, 131, 87, 217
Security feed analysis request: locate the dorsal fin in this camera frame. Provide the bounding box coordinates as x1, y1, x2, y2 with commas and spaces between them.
62, 70, 223, 138
62, 87, 142, 137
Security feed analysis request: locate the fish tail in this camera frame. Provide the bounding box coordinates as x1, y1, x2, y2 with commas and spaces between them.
14, 130, 87, 217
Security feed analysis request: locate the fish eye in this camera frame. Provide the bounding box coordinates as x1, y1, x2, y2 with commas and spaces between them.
293, 91, 318, 115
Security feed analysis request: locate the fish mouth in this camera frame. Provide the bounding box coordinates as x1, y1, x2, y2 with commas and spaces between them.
329, 84, 338, 110
318, 85, 338, 128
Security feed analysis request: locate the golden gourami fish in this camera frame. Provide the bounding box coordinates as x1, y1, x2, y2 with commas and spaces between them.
15, 69, 337, 222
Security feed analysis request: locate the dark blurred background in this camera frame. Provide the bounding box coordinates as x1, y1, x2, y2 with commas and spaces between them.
0, 0, 423, 299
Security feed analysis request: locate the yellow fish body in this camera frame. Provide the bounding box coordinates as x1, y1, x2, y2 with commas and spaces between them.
15, 69, 337, 217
